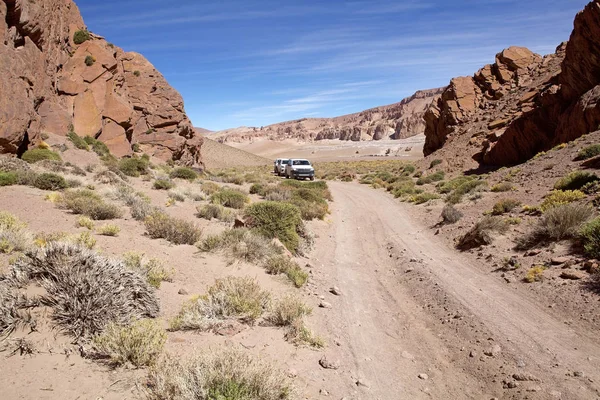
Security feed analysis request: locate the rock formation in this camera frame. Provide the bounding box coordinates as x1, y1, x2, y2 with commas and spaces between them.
0, 0, 202, 166
424, 0, 600, 168
212, 88, 444, 143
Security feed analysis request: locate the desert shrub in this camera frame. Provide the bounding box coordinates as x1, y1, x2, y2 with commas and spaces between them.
268, 295, 311, 326
198, 229, 280, 264
250, 183, 265, 195
210, 189, 249, 209
516, 203, 592, 250
84, 55, 95, 66
196, 204, 234, 222
390, 180, 419, 199
285, 318, 324, 348
94, 169, 125, 185
146, 349, 293, 400
446, 179, 486, 204
264, 187, 292, 202
170, 277, 270, 331
201, 181, 221, 195
554, 171, 599, 191
0, 157, 30, 173
10, 242, 159, 337
457, 216, 508, 250
492, 198, 521, 215
153, 178, 175, 190
263, 255, 308, 287
244, 202, 302, 254
581, 217, 600, 258
416, 170, 445, 185
429, 159, 442, 169
76, 216, 95, 230
66, 178, 82, 188
21, 149, 61, 163
441, 204, 462, 224
84, 136, 110, 157
73, 29, 90, 44
122, 252, 173, 289
33, 172, 68, 191
581, 181, 600, 195
575, 144, 600, 160
437, 175, 476, 194
183, 188, 204, 201
524, 266, 546, 283
491, 182, 514, 192
410, 192, 440, 204
540, 190, 586, 212
67, 130, 89, 150
0, 212, 31, 254
60, 189, 123, 220
170, 167, 198, 181
118, 156, 149, 177
97, 224, 120, 236
287, 198, 328, 220
402, 164, 416, 174
110, 185, 157, 221
93, 319, 166, 367
167, 190, 185, 203
0, 283, 35, 337
0, 171, 18, 186
144, 211, 201, 245
280, 179, 327, 190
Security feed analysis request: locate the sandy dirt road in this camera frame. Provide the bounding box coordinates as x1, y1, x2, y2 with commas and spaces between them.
309, 181, 600, 399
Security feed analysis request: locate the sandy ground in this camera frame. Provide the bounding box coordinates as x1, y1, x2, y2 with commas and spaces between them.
226, 136, 425, 163
1, 164, 600, 399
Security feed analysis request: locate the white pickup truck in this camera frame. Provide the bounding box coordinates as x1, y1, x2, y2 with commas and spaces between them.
284, 159, 315, 180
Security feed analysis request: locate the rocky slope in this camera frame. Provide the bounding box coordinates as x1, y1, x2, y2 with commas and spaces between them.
424, 0, 600, 169
0, 0, 202, 166
212, 88, 444, 143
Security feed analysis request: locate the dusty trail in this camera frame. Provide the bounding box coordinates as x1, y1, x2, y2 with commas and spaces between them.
311, 181, 600, 399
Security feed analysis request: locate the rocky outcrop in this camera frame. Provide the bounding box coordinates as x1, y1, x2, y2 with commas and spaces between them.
212, 87, 444, 143
0, 0, 202, 166
423, 1, 600, 167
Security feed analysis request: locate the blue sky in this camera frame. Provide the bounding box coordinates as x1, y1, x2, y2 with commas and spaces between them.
77, 0, 588, 131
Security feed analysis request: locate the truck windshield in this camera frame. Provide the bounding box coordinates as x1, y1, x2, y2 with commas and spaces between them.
293, 160, 310, 165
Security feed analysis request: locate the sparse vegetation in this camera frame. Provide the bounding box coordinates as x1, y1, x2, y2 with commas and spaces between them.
0, 171, 18, 186
21, 148, 61, 163
575, 144, 600, 160
491, 182, 514, 192
144, 211, 202, 245
133, 70, 141, 77
198, 228, 280, 264
444, 177, 487, 204
244, 202, 303, 254
410, 192, 440, 204
170, 277, 270, 331
0, 212, 31, 254
97, 224, 121, 236
581, 217, 600, 258
118, 155, 149, 177
201, 181, 221, 195
285, 318, 324, 348
540, 190, 586, 212
268, 295, 311, 327
76, 216, 95, 230
33, 172, 68, 191
169, 167, 198, 181
524, 266, 546, 283
84, 136, 110, 157
429, 159, 442, 169
67, 130, 89, 150
122, 252, 173, 289
554, 171, 599, 191
59, 189, 123, 220
153, 178, 175, 190
441, 204, 462, 224
416, 170, 445, 185
210, 188, 249, 209
84, 55, 95, 66
263, 255, 308, 287
73, 29, 90, 44
196, 204, 235, 222
492, 198, 521, 215
93, 319, 166, 367
146, 349, 293, 400
457, 216, 508, 250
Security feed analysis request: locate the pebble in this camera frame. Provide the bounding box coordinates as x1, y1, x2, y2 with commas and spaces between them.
551, 257, 569, 265
560, 271, 586, 280
177, 288, 189, 295
329, 286, 342, 296
418, 373, 429, 380
319, 355, 340, 370
319, 301, 333, 309
484, 345, 502, 357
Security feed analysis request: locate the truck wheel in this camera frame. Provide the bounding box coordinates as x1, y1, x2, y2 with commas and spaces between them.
310, 176, 315, 181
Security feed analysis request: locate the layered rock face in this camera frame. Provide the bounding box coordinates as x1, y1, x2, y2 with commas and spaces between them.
0, 0, 202, 165
424, 0, 600, 167
212, 87, 444, 143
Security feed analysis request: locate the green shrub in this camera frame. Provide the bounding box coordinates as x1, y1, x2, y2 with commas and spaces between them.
581, 217, 600, 258
492, 199, 521, 215
60, 189, 123, 220
97, 224, 120, 236
122, 252, 174, 289
73, 29, 90, 44
250, 183, 265, 195
201, 181, 221, 195
133, 70, 141, 77
21, 149, 61, 163
575, 144, 600, 160
93, 319, 166, 367
153, 178, 175, 190
196, 204, 235, 222
402, 164, 416, 174
210, 189, 249, 209
198, 229, 279, 264
554, 171, 599, 191
33, 172, 68, 191
146, 349, 293, 400
540, 190, 586, 212
263, 255, 308, 287
287, 198, 328, 220
0, 211, 31, 254
491, 182, 514, 192
524, 266, 546, 283
416, 171, 445, 185
457, 216, 508, 250
76, 216, 95, 230
429, 159, 442, 169
0, 172, 18, 186
245, 202, 302, 254
84, 55, 95, 66
170, 277, 270, 331
169, 167, 198, 181
446, 179, 487, 204
517, 204, 593, 249
84, 136, 110, 157
144, 211, 201, 245
119, 156, 149, 177
410, 192, 440, 204
268, 295, 312, 326
67, 130, 89, 150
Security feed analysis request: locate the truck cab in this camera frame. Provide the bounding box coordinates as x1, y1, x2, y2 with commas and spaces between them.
285, 159, 315, 180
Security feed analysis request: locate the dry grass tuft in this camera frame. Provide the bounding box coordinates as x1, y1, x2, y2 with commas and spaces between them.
268, 295, 312, 327
122, 252, 174, 289
97, 224, 121, 236
144, 211, 202, 245
263, 255, 308, 288
457, 216, 508, 250
441, 204, 462, 224
0, 212, 31, 254
76, 216, 95, 230
146, 348, 294, 400
196, 204, 235, 222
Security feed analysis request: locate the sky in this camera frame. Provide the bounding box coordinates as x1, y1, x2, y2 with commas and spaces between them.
77, 0, 589, 131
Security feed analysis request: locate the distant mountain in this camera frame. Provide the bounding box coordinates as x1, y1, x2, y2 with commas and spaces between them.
211, 88, 444, 143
